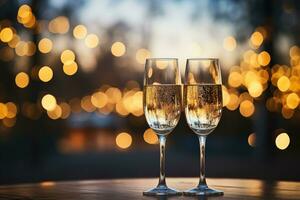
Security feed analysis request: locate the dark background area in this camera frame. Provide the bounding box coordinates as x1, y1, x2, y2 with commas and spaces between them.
0, 0, 300, 185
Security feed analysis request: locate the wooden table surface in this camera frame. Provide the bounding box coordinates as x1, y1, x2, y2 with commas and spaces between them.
0, 178, 299, 200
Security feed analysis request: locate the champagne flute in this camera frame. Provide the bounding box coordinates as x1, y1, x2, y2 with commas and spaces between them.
143, 58, 182, 196
183, 58, 223, 196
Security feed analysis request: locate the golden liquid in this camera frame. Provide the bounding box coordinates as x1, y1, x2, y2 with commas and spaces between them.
144, 85, 182, 135
184, 84, 222, 135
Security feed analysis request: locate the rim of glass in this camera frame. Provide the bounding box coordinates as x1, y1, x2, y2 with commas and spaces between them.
146, 58, 178, 61
187, 58, 218, 61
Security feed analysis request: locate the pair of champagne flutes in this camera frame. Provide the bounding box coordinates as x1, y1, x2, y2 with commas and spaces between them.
143, 58, 223, 196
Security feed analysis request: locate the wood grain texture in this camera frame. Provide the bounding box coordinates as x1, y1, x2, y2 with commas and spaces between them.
0, 178, 300, 200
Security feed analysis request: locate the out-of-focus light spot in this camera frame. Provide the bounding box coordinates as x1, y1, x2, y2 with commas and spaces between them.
84, 34, 99, 48
41, 94, 57, 111
289, 46, 300, 59
239, 100, 255, 117
105, 87, 122, 104
275, 133, 290, 150
38, 66, 53, 82
0, 103, 8, 119
63, 61, 78, 76
248, 81, 263, 98
258, 51, 271, 66
73, 25, 87, 39
61, 49, 75, 64
38, 38, 53, 53
8, 34, 20, 48
47, 105, 62, 120
143, 128, 158, 144
2, 118, 16, 128
222, 86, 230, 106
223, 36, 236, 51
115, 101, 129, 116
6, 102, 17, 118
250, 31, 264, 47
136, 48, 151, 64
228, 71, 242, 88
248, 133, 256, 147
60, 102, 71, 119
0, 27, 13, 42
91, 92, 108, 108
81, 96, 96, 112
282, 106, 294, 119
111, 41, 126, 57
226, 93, 239, 111
48, 16, 69, 34
18, 5, 31, 19
116, 132, 132, 149
286, 93, 299, 109
277, 76, 290, 92
40, 181, 55, 187
15, 72, 29, 88
26, 41, 36, 56
15, 41, 28, 56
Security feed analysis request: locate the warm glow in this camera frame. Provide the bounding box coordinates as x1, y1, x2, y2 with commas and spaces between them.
0, 27, 14, 42
282, 106, 294, 119
248, 81, 263, 98
275, 133, 290, 150
38, 66, 53, 82
38, 38, 53, 53
81, 96, 96, 112
5, 102, 17, 118
63, 61, 78, 76
143, 128, 158, 144
239, 100, 255, 117
277, 76, 290, 92
41, 94, 57, 111
111, 42, 126, 57
73, 25, 87, 39
61, 50, 75, 64
48, 16, 69, 34
18, 5, 31, 19
223, 36, 237, 51
84, 34, 99, 48
0, 103, 8, 119
222, 86, 230, 106
91, 92, 108, 108
15, 72, 29, 88
228, 71, 243, 88
156, 60, 169, 70
226, 93, 239, 111
60, 102, 71, 119
286, 93, 299, 109
250, 31, 263, 47
47, 105, 62, 120
258, 51, 271, 66
116, 132, 132, 149
40, 181, 55, 187
105, 87, 122, 104
136, 48, 151, 64
248, 133, 256, 147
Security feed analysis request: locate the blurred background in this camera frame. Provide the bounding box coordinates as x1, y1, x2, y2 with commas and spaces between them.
0, 0, 300, 185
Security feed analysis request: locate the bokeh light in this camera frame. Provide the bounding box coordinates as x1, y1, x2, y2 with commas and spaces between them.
38, 38, 53, 54
38, 66, 53, 82
277, 76, 290, 92
143, 128, 158, 144
41, 94, 57, 111
84, 34, 99, 48
0, 27, 13, 42
275, 133, 290, 150
63, 61, 78, 76
73, 25, 87, 39
239, 100, 255, 117
61, 50, 75, 64
111, 42, 126, 57
248, 133, 256, 147
115, 132, 132, 149
15, 72, 29, 88
223, 36, 237, 51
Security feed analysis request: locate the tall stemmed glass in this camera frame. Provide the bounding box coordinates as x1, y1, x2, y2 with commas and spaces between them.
143, 58, 182, 196
184, 58, 223, 196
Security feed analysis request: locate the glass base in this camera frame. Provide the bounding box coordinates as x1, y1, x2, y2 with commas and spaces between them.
184, 185, 223, 196
143, 185, 182, 196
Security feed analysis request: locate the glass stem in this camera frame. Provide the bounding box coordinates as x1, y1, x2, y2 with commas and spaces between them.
198, 135, 207, 187
158, 135, 167, 186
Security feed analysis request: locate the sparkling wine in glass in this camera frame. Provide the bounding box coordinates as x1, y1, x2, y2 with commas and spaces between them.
143, 58, 182, 196
184, 58, 223, 196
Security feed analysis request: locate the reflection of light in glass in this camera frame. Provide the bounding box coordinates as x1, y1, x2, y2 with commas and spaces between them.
38, 66, 53, 82
275, 133, 290, 150
73, 25, 87, 39
38, 38, 53, 53
248, 133, 256, 147
277, 76, 290, 92
116, 132, 132, 149
239, 100, 255, 117
15, 72, 29, 88
143, 128, 158, 144
41, 94, 57, 111
85, 34, 99, 48
111, 42, 126, 57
